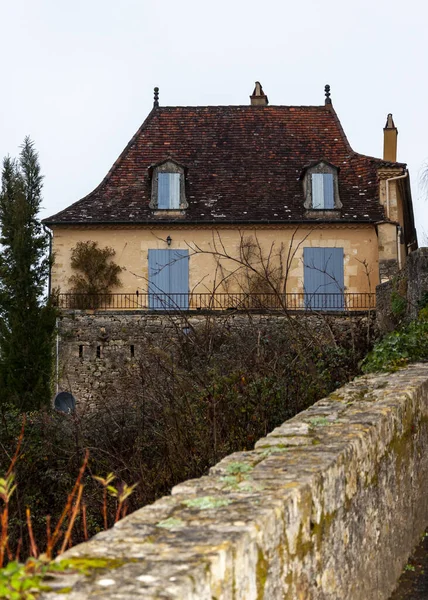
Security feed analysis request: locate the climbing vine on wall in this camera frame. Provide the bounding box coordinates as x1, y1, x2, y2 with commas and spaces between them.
68, 241, 122, 305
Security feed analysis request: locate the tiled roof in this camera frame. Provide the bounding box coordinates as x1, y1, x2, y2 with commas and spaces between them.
44, 104, 406, 225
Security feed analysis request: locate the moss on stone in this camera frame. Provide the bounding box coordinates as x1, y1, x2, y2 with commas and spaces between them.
310, 510, 337, 549
182, 496, 232, 510
293, 523, 314, 561
256, 548, 268, 600
56, 556, 127, 575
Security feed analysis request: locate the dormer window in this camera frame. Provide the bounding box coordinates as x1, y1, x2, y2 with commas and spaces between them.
150, 159, 188, 211
302, 160, 342, 213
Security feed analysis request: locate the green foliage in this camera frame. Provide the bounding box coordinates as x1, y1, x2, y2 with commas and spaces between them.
0, 139, 56, 410
419, 291, 428, 310
0, 558, 73, 599
0, 557, 124, 599
362, 312, 428, 373
0, 406, 85, 558
156, 517, 185, 529
0, 560, 47, 599
225, 462, 253, 475
0, 474, 16, 504
390, 290, 407, 318
68, 241, 122, 298
308, 416, 331, 427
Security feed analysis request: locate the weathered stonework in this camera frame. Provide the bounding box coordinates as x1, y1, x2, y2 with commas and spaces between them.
376, 247, 428, 332
42, 364, 428, 599
57, 311, 374, 406
407, 247, 428, 319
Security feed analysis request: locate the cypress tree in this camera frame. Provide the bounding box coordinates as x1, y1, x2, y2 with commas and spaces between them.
0, 138, 56, 411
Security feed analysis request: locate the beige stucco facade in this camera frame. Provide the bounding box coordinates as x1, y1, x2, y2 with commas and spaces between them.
378, 174, 407, 278
51, 224, 379, 303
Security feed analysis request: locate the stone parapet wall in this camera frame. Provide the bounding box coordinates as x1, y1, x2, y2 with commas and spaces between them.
43, 364, 428, 599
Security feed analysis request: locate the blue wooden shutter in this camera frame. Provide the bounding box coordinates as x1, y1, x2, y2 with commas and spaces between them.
148, 249, 170, 309
169, 250, 189, 309
323, 174, 334, 208
148, 249, 189, 310
312, 173, 335, 209
304, 248, 344, 310
170, 174, 180, 208
323, 247, 344, 309
158, 174, 170, 209
312, 174, 324, 209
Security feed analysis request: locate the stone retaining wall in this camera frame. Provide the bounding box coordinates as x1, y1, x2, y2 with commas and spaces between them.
376, 247, 428, 333
58, 311, 373, 406
43, 364, 428, 599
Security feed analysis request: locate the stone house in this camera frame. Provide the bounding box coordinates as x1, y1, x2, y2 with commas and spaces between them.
44, 83, 417, 312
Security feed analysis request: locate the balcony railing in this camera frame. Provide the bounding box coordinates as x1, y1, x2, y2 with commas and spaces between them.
55, 292, 376, 312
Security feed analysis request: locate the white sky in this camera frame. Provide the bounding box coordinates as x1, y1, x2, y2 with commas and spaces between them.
1, 0, 427, 242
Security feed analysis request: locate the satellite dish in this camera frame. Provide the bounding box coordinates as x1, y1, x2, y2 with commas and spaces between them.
54, 391, 76, 414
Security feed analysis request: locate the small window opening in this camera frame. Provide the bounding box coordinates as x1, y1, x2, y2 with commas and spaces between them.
130, 344, 135, 358
96, 346, 101, 358
79, 345, 83, 358
158, 173, 180, 209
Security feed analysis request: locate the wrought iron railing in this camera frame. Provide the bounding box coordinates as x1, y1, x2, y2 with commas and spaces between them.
55, 292, 376, 312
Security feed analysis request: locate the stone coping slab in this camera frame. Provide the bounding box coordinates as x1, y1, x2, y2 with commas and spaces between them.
41, 364, 428, 599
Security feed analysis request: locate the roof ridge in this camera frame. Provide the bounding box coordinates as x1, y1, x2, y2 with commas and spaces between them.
351, 151, 407, 168
155, 104, 329, 110
325, 104, 354, 155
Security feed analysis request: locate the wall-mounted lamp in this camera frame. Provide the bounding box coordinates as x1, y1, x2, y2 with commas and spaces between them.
166, 235, 172, 246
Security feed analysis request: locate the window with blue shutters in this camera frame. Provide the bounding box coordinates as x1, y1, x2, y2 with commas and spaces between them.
150, 159, 188, 211
302, 161, 342, 212
303, 247, 344, 310
148, 249, 189, 310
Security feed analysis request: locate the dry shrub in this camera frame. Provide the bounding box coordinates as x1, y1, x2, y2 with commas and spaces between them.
0, 313, 373, 559
69, 241, 122, 297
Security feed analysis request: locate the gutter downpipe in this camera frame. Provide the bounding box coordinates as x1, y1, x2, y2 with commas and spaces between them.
56, 317, 59, 395
385, 171, 408, 271
42, 225, 58, 394
42, 224, 53, 297
397, 229, 402, 271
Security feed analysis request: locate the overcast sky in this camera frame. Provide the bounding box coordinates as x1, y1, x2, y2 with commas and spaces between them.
1, 0, 427, 242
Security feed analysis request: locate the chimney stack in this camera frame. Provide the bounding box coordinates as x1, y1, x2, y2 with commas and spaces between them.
250, 82, 268, 106
383, 113, 398, 162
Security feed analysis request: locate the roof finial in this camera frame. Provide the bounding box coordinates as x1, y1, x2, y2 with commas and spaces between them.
324, 84, 331, 105
153, 87, 159, 108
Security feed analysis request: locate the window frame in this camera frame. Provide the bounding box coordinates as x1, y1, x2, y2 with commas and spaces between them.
302, 160, 342, 212
150, 159, 188, 211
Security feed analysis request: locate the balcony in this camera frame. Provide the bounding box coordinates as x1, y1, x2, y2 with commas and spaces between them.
55, 292, 376, 312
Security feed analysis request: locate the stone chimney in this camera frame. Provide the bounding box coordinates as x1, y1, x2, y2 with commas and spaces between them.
250, 82, 269, 106
383, 113, 398, 162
